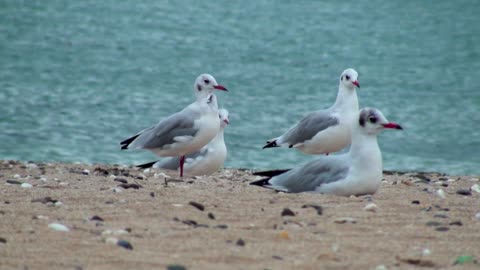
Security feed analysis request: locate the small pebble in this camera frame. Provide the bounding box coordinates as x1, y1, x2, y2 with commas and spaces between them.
422, 248, 431, 256
456, 189, 472, 196
411, 200, 420, 204
208, 212, 215, 220
272, 255, 283, 260
215, 224, 228, 229
6, 180, 22, 185
449, 221, 463, 226
425, 221, 442, 227
436, 189, 446, 199
189, 201, 205, 211
301, 204, 323, 215
113, 178, 128, 184
82, 169, 90, 175
375, 265, 388, 270
278, 231, 290, 239
105, 237, 118, 245
117, 183, 142, 189
54, 201, 63, 206
475, 212, 480, 220
0, 237, 6, 244
150, 192, 155, 197
363, 203, 378, 212
21, 183, 33, 188
13, 174, 21, 178
48, 223, 69, 232
90, 215, 104, 222
334, 217, 357, 224
166, 265, 187, 270
172, 204, 183, 207
281, 208, 295, 216
447, 178, 456, 182
236, 238, 245, 246
435, 227, 449, 232
113, 187, 123, 193
117, 239, 133, 250
433, 214, 448, 219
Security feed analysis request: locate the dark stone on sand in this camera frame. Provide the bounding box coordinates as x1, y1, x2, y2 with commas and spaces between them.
117, 239, 133, 250
302, 204, 323, 215
90, 215, 104, 222
456, 189, 472, 196
94, 167, 109, 176
31, 197, 58, 204
426, 221, 442, 227
433, 214, 448, 219
411, 200, 420, 204
182, 220, 198, 226
441, 183, 449, 187
135, 175, 144, 180
449, 221, 463, 226
215, 224, 228, 229
167, 265, 187, 270
208, 212, 215, 220
114, 178, 128, 184
435, 227, 450, 232
236, 238, 245, 246
6, 180, 22, 185
150, 192, 155, 197
272, 255, 283, 260
281, 208, 295, 217
189, 201, 205, 211
0, 237, 6, 244
117, 183, 142, 189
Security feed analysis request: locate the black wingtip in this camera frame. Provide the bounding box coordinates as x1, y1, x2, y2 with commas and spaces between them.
120, 134, 140, 150
250, 178, 271, 186
262, 140, 278, 149
136, 161, 158, 169
252, 169, 290, 177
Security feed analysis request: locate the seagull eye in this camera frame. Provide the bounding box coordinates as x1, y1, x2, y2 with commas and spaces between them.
204, 79, 210, 84
369, 116, 377, 123
345, 75, 350, 80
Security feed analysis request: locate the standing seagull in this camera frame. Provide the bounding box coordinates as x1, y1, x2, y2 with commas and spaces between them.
252, 108, 402, 196
120, 74, 228, 177
137, 108, 230, 176
263, 68, 360, 155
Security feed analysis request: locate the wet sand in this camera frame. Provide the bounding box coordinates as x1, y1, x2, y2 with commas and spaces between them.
0, 160, 479, 270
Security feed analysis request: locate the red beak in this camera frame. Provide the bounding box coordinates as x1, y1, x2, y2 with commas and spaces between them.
214, 84, 228, 91
382, 122, 403, 130
352, 80, 360, 88
223, 119, 230, 125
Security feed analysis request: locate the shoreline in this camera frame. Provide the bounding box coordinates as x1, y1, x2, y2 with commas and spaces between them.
1, 160, 479, 269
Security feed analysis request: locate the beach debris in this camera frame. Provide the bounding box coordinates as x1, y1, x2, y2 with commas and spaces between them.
453, 255, 476, 265
90, 215, 104, 222
475, 212, 480, 220
105, 237, 118, 245
281, 208, 295, 217
433, 214, 448, 219
117, 183, 142, 189
113, 187, 123, 193
411, 200, 420, 204
363, 203, 378, 212
435, 227, 449, 232
150, 192, 155, 197
214, 224, 228, 229
425, 221, 442, 227
117, 239, 133, 250
334, 217, 357, 224
278, 231, 290, 240
21, 183, 33, 188
236, 238, 245, 246
436, 189, 446, 199
113, 178, 128, 184
456, 189, 471, 196
6, 180, 22, 185
208, 212, 215, 220
167, 265, 187, 270
301, 204, 323, 215
396, 256, 435, 267
422, 248, 431, 256
31, 196, 58, 204
172, 204, 183, 207
449, 221, 462, 226
189, 201, 205, 211
48, 223, 69, 232
471, 184, 480, 193
0, 237, 6, 244
82, 169, 90, 175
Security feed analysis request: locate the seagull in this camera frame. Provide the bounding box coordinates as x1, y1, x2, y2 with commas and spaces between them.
120, 74, 228, 177
263, 68, 360, 155
137, 108, 229, 176
251, 107, 403, 196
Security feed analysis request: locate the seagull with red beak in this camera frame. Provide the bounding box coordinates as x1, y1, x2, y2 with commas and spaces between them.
137, 109, 230, 176
252, 108, 403, 196
263, 68, 361, 155
120, 74, 228, 177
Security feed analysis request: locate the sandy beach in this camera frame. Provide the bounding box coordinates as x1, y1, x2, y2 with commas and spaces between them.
0, 160, 479, 270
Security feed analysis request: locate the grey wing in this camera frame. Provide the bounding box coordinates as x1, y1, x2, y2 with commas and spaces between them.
281, 111, 339, 146
269, 156, 349, 193
129, 108, 199, 150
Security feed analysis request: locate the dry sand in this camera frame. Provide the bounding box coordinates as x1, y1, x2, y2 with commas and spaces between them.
0, 160, 479, 270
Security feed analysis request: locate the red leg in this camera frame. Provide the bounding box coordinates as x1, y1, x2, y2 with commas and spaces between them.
179, 155, 185, 177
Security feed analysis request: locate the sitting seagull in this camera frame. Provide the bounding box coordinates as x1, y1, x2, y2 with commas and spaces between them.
263, 68, 360, 155
137, 108, 229, 176
120, 74, 228, 177
251, 107, 403, 196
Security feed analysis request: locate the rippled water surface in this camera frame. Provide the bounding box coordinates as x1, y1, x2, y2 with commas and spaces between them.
1, 1, 479, 175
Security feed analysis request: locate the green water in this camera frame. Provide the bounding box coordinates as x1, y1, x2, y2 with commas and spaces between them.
1, 1, 479, 175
